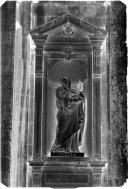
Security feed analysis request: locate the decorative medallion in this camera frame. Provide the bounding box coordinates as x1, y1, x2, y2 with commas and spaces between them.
63, 23, 75, 37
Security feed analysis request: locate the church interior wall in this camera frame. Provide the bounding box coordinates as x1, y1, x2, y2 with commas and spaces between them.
1, 1, 16, 186
0, 1, 127, 187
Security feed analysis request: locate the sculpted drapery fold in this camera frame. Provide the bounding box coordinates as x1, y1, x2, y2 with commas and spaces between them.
51, 77, 85, 153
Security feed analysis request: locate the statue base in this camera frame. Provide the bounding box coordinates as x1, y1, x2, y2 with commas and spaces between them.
29, 157, 105, 187
51, 151, 84, 157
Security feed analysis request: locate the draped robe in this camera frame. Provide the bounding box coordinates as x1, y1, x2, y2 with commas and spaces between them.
51, 86, 85, 152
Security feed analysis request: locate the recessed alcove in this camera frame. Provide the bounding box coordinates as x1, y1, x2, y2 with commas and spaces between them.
29, 13, 107, 187
48, 61, 87, 83
46, 59, 88, 156
1, 1, 126, 188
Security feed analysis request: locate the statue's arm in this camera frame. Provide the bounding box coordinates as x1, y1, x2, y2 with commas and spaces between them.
56, 87, 68, 108
79, 92, 84, 101
70, 92, 84, 103
55, 88, 62, 108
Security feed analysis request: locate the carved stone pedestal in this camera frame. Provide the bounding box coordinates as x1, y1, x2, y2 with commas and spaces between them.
29, 157, 105, 187
51, 152, 84, 157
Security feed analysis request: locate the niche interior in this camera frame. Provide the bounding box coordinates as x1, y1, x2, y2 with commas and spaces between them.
29, 13, 107, 187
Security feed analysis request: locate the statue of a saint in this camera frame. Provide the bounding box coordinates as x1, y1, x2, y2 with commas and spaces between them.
51, 77, 85, 153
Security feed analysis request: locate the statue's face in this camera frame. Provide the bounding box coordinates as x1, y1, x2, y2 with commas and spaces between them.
61, 77, 71, 90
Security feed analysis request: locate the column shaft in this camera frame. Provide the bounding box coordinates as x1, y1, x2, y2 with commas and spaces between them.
92, 49, 101, 158
86, 53, 93, 157
41, 54, 48, 156
33, 48, 43, 159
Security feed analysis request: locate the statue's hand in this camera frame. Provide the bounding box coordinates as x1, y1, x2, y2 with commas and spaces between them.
79, 115, 85, 124
79, 92, 84, 101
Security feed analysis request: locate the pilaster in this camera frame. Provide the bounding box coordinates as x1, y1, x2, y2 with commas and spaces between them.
32, 35, 47, 160
92, 47, 102, 159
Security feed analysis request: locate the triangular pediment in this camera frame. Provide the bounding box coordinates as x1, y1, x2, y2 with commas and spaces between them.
30, 13, 107, 38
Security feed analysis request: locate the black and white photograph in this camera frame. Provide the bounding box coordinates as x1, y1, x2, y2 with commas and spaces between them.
0, 0, 127, 187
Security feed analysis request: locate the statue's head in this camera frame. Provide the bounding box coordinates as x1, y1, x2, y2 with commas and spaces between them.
60, 76, 71, 90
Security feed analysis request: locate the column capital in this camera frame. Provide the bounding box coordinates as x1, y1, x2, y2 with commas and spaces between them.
31, 34, 48, 49
93, 74, 102, 79
93, 49, 101, 74
90, 36, 103, 51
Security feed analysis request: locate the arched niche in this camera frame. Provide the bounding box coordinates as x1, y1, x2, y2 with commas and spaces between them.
46, 58, 88, 156
30, 13, 107, 159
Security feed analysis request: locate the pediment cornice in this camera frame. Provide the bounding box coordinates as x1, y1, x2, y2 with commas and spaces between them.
30, 13, 107, 38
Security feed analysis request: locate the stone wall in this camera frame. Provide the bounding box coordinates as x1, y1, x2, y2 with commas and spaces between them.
0, 1, 127, 187
1, 2, 16, 186
107, 1, 127, 186
31, 1, 106, 29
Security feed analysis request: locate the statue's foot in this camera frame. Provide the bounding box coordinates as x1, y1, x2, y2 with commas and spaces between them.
51, 143, 65, 152
71, 147, 80, 153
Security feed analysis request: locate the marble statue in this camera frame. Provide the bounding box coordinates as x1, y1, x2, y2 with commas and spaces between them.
51, 76, 85, 153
